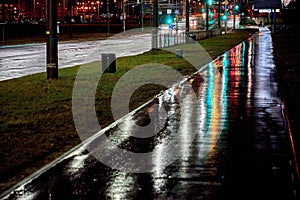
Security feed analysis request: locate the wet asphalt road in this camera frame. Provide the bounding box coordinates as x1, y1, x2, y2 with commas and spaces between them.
1, 27, 299, 200
0, 33, 151, 82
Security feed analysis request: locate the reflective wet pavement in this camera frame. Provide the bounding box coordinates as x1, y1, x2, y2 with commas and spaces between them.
1, 27, 299, 200
0, 33, 151, 82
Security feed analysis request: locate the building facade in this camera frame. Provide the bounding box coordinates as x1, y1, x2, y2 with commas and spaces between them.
1, 0, 184, 23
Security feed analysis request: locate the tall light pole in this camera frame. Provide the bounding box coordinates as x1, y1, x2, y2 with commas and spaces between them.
218, 0, 221, 29
68, 0, 73, 38
206, 0, 209, 30
97, 1, 100, 17
152, 0, 158, 49
33, 0, 36, 19
107, 0, 110, 36
233, 0, 236, 29
153, 0, 158, 28
141, 0, 144, 32
46, 0, 58, 79
186, 0, 189, 33
63, 0, 65, 19
123, 0, 126, 32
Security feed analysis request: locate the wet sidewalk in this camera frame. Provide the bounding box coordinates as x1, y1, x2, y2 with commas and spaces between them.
1, 27, 299, 200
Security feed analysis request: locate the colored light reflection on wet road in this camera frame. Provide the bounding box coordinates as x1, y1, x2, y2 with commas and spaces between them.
1, 28, 297, 200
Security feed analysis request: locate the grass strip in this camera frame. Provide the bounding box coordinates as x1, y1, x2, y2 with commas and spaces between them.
0, 28, 258, 193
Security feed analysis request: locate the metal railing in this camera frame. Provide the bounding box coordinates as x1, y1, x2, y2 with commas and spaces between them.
151, 29, 222, 49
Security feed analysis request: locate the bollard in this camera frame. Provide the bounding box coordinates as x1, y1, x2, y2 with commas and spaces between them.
152, 29, 158, 49
175, 49, 183, 58
102, 53, 116, 73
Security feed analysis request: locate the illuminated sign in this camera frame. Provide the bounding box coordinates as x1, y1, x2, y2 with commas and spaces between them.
258, 9, 280, 12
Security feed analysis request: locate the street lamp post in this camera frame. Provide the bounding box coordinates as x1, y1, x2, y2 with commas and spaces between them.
123, 0, 126, 32
63, 0, 65, 19
225, 16, 227, 33
153, 0, 158, 28
33, 0, 36, 19
107, 0, 110, 36
46, 0, 58, 79
152, 0, 158, 49
97, 1, 100, 17
186, 0, 189, 33
233, 0, 236, 29
68, 0, 73, 38
218, 0, 221, 29
206, 0, 209, 30
141, 0, 144, 32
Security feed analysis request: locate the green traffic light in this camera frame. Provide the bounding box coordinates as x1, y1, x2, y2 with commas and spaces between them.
164, 15, 174, 25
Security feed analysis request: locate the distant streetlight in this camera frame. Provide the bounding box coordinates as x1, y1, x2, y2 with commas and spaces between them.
123, 0, 126, 32
97, 1, 100, 17
68, 0, 73, 38
63, 0, 65, 18
123, 1, 138, 32
153, 0, 158, 49
233, 0, 236, 29
206, 0, 212, 30
141, 0, 144, 32
206, 0, 209, 30
218, 0, 221, 29
186, 0, 189, 33
107, 0, 110, 36
33, 0, 36, 19
153, 0, 158, 28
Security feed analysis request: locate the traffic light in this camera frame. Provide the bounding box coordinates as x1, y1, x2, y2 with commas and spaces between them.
167, 16, 173, 24
164, 15, 174, 25
221, 14, 228, 21
233, 4, 239, 15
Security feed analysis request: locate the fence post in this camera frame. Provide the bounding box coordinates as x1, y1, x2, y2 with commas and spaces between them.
159, 34, 162, 48
152, 29, 158, 49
